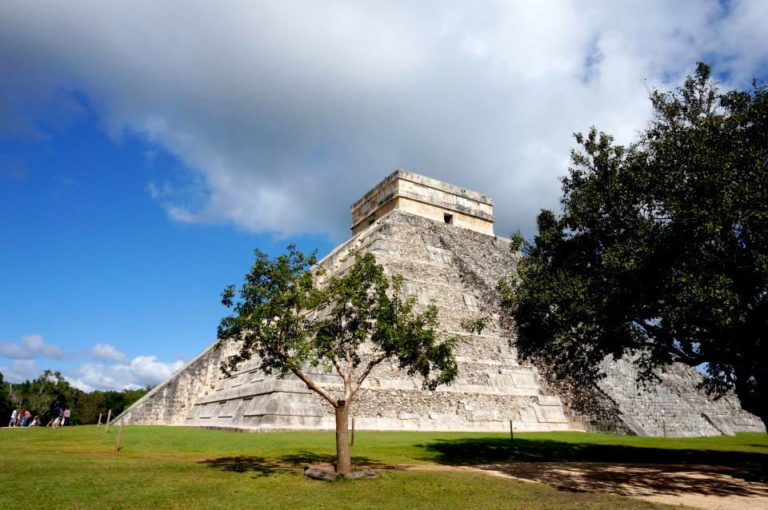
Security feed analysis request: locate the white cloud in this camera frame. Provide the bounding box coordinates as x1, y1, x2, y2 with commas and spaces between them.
0, 342, 26, 359
0, 359, 38, 382
0, 1, 766, 238
0, 337, 184, 390
21, 334, 65, 359
91, 343, 127, 363
0, 334, 65, 360
68, 355, 185, 392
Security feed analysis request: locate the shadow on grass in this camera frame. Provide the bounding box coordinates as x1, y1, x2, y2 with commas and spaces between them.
280, 451, 396, 469
199, 456, 289, 478
418, 437, 768, 470
201, 450, 396, 478
417, 437, 768, 498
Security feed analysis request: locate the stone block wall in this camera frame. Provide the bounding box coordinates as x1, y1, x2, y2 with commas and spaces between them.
116, 210, 572, 432
350, 170, 494, 235
596, 358, 765, 436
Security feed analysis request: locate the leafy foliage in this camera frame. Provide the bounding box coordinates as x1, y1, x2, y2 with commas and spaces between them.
505, 63, 768, 425
217, 245, 460, 472
218, 245, 458, 403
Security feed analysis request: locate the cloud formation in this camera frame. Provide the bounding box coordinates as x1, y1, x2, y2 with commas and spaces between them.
91, 343, 128, 363
0, 336, 183, 391
69, 355, 186, 392
0, 359, 38, 383
0, 334, 65, 360
1, 1, 766, 238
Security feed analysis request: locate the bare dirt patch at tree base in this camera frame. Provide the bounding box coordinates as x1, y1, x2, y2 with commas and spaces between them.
402, 463, 768, 510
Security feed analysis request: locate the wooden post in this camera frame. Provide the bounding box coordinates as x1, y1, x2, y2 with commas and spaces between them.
97, 413, 102, 426
115, 423, 124, 452
509, 420, 514, 441
662, 420, 667, 438
105, 409, 112, 432
350, 417, 355, 448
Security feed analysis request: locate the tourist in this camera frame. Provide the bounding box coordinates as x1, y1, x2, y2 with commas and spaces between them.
9, 408, 18, 427
30, 415, 40, 427
62, 407, 71, 426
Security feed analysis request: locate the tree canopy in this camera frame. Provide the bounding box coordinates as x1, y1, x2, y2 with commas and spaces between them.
217, 245, 459, 474
506, 63, 768, 426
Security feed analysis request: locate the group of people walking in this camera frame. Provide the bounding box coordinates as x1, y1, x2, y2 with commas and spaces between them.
8, 405, 71, 428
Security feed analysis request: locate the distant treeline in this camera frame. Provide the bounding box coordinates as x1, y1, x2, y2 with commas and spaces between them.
1, 369, 149, 425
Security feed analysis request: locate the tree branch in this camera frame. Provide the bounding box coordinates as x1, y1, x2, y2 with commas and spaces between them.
291, 367, 337, 407
330, 355, 347, 386
350, 353, 388, 401
668, 344, 704, 366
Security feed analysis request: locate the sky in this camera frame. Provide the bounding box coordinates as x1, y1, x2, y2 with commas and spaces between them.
1, 1, 767, 392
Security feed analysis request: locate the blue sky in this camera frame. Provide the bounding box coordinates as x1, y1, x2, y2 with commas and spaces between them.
0, 99, 331, 389
1, 1, 766, 390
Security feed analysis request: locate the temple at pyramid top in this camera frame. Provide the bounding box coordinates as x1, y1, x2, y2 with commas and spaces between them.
350, 169, 494, 236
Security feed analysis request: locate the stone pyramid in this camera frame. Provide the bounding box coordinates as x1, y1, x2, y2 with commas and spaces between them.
116, 171, 765, 436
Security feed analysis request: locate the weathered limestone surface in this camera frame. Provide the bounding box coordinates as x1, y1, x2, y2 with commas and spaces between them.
115, 171, 765, 436
351, 170, 494, 236
119, 210, 572, 432
597, 358, 765, 436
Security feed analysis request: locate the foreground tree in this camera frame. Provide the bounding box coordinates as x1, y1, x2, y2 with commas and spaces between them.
217, 245, 458, 475
506, 63, 768, 426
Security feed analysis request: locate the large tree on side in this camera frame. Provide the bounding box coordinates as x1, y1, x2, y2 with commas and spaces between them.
217, 245, 458, 475
507, 63, 768, 426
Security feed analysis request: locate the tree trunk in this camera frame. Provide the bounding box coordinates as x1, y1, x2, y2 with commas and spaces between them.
334, 401, 351, 475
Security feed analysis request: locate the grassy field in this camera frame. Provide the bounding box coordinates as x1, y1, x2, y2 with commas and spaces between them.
1, 426, 765, 509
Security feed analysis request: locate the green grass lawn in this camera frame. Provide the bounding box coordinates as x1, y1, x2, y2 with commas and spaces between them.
1, 426, 765, 509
